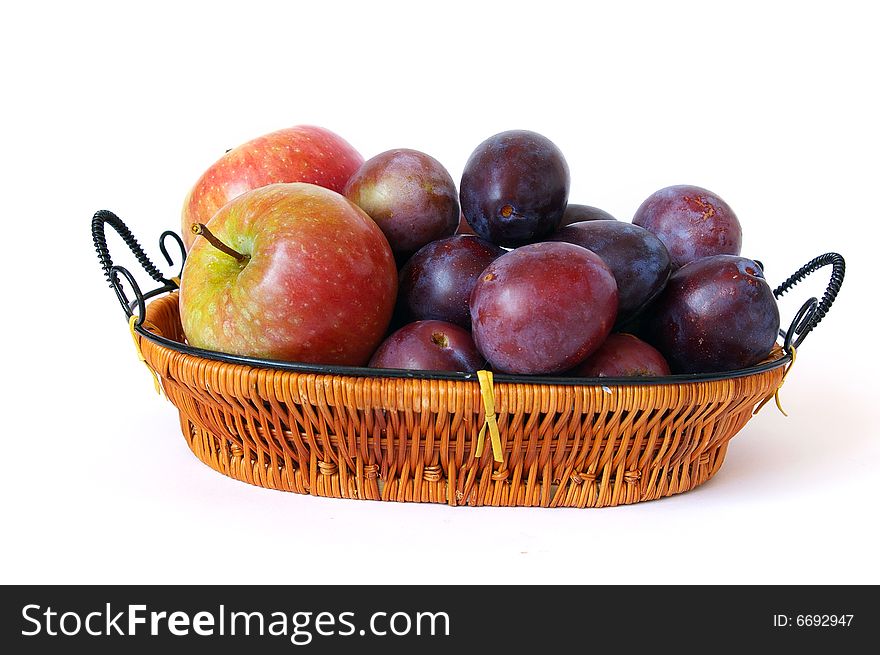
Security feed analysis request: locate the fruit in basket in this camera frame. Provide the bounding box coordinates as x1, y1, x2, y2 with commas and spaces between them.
470, 242, 618, 374
181, 125, 363, 250
642, 255, 780, 373
368, 320, 486, 372
561, 203, 617, 225
547, 220, 671, 325
180, 183, 397, 365
344, 149, 459, 260
398, 235, 506, 327
460, 130, 570, 247
570, 333, 671, 377
632, 184, 742, 268
455, 211, 477, 235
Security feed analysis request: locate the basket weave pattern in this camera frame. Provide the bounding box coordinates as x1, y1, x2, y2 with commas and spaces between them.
140, 293, 784, 507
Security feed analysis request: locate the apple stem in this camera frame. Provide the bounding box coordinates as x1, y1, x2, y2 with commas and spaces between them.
191, 223, 249, 263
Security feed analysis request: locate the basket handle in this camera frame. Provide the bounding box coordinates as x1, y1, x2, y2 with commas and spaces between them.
774, 252, 845, 351
92, 210, 185, 325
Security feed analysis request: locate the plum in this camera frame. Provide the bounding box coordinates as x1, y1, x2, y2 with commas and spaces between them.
344, 148, 459, 260
570, 333, 670, 377
460, 130, 569, 247
561, 204, 617, 225
469, 242, 618, 375
546, 220, 671, 324
368, 320, 485, 373
455, 211, 477, 235
398, 235, 506, 327
642, 255, 780, 374
632, 184, 742, 268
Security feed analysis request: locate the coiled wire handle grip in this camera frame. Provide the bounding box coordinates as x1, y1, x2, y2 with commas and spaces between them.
775, 253, 845, 350
92, 210, 184, 325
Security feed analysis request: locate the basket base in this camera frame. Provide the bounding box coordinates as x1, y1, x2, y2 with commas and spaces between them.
180, 414, 733, 508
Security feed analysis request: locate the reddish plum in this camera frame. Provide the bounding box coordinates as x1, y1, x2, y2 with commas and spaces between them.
469, 242, 618, 375
344, 149, 459, 260
632, 184, 742, 268
570, 333, 670, 377
547, 220, 671, 324
368, 320, 486, 373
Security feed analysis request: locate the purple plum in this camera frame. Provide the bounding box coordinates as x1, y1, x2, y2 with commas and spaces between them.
345, 148, 459, 260
562, 204, 617, 225
398, 235, 505, 327
632, 184, 742, 268
643, 255, 780, 373
460, 130, 569, 247
368, 320, 486, 373
570, 333, 671, 377
469, 242, 618, 374
547, 220, 671, 324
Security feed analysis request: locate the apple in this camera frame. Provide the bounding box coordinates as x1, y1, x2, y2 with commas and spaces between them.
181, 125, 363, 250
179, 183, 397, 365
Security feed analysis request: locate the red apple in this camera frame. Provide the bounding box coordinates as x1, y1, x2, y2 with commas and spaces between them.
181, 125, 363, 250
180, 183, 397, 365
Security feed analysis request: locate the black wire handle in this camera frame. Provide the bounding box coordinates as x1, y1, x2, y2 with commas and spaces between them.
774, 252, 845, 350
92, 210, 844, 381
92, 210, 185, 325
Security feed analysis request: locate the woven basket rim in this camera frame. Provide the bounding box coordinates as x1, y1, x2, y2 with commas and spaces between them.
137, 292, 790, 387
134, 291, 789, 507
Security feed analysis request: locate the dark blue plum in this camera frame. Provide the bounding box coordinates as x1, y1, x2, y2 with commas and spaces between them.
460, 130, 569, 247
562, 204, 617, 225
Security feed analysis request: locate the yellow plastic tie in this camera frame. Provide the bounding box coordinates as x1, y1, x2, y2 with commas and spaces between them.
754, 345, 797, 416
129, 315, 162, 396
475, 370, 503, 462
170, 276, 181, 288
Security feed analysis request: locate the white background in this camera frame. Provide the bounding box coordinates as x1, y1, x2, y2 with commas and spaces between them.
2, 0, 877, 585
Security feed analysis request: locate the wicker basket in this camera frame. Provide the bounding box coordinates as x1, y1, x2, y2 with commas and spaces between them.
94, 211, 844, 507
